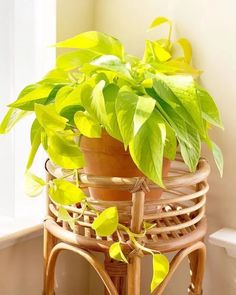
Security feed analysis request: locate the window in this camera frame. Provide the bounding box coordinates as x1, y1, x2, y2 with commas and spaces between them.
0, 0, 56, 231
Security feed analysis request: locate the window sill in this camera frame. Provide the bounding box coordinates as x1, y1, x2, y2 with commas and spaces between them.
0, 217, 43, 250
209, 227, 236, 257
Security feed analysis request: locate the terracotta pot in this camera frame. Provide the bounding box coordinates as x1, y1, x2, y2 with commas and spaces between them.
80, 131, 170, 201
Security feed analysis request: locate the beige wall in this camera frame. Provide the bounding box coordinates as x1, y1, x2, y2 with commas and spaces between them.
0, 236, 89, 295
57, 0, 94, 41
93, 1, 236, 294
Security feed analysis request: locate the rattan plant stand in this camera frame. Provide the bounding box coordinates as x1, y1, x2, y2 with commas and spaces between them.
43, 156, 210, 295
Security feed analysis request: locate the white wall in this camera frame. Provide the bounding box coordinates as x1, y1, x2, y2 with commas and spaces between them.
93, 1, 236, 294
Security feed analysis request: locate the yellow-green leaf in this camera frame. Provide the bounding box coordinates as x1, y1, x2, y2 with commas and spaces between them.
9, 84, 54, 110
58, 206, 75, 230
148, 16, 172, 40
90, 55, 134, 83
56, 49, 99, 70
26, 126, 42, 169
24, 171, 46, 197
81, 80, 107, 126
109, 242, 128, 263
156, 59, 201, 77
103, 83, 122, 141
196, 85, 223, 129
177, 38, 192, 63
151, 254, 169, 292
211, 141, 224, 177
35, 104, 68, 132
74, 111, 101, 138
144, 40, 171, 63
116, 88, 156, 147
0, 108, 29, 134
148, 16, 170, 30
49, 179, 86, 205
57, 86, 83, 113
92, 207, 118, 237
55, 31, 124, 60
129, 110, 166, 187
41, 69, 70, 83
143, 221, 156, 230
46, 131, 84, 169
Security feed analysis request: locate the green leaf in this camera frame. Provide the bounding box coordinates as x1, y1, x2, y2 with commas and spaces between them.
58, 206, 75, 230
92, 207, 118, 237
90, 55, 134, 83
60, 105, 84, 124
178, 124, 201, 172
164, 121, 177, 160
153, 76, 205, 137
103, 83, 122, 141
163, 75, 205, 135
55, 31, 124, 60
24, 171, 46, 197
152, 96, 200, 171
151, 254, 169, 292
0, 108, 29, 134
129, 110, 166, 187
46, 131, 84, 169
56, 49, 99, 70
44, 85, 66, 105
116, 89, 156, 147
26, 125, 42, 169
176, 38, 192, 63
109, 242, 128, 263
35, 104, 68, 132
49, 179, 86, 205
196, 85, 223, 128
148, 88, 190, 146
9, 84, 54, 110
74, 111, 101, 138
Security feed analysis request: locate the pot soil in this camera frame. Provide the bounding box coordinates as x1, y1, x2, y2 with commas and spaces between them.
80, 131, 170, 201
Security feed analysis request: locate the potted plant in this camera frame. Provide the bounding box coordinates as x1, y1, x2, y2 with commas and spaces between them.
0, 17, 223, 292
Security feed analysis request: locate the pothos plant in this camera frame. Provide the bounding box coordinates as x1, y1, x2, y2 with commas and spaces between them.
0, 17, 223, 292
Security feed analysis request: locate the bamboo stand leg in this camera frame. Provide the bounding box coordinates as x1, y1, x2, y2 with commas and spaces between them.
188, 243, 206, 295
43, 169, 57, 295
43, 228, 57, 295
127, 255, 142, 295
46, 243, 118, 295
104, 255, 127, 295
152, 242, 206, 295
127, 191, 145, 295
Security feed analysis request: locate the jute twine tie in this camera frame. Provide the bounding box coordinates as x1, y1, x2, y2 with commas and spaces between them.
129, 177, 150, 194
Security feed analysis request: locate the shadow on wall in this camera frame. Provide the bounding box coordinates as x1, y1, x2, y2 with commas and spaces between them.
88, 253, 190, 295
0, 236, 89, 295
